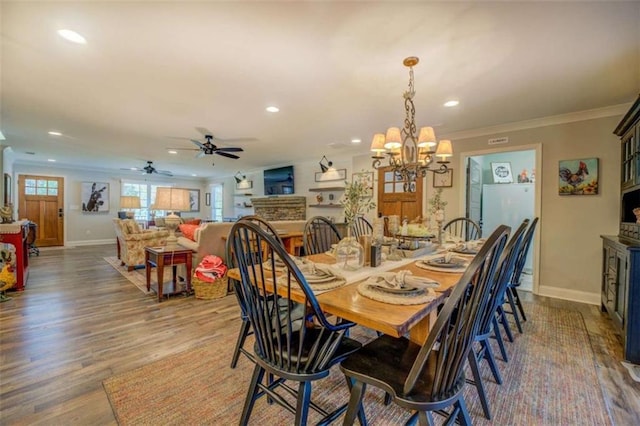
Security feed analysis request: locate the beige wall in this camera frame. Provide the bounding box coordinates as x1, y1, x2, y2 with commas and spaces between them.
445, 115, 620, 303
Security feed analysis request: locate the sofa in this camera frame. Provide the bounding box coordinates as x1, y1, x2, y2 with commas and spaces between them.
113, 219, 169, 270
177, 220, 308, 267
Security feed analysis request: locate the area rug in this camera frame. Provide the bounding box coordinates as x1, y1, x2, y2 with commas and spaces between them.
104, 256, 184, 295
103, 303, 612, 425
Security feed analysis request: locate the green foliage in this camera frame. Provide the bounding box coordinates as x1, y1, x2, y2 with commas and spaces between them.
340, 175, 376, 225
428, 188, 447, 215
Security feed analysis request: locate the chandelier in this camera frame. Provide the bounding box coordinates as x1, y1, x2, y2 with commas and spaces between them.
371, 56, 453, 192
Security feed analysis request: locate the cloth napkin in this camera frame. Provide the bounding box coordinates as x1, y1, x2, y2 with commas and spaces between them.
365, 270, 439, 289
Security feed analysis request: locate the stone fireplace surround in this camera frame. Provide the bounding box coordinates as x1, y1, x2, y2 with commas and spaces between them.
251, 196, 306, 221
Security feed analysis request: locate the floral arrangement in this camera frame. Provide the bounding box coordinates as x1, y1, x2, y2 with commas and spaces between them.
340, 175, 376, 225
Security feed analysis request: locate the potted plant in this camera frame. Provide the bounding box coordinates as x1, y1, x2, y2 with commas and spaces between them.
336, 175, 376, 270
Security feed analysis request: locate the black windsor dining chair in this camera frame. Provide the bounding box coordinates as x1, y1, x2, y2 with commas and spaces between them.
443, 217, 482, 241
340, 225, 511, 425
228, 215, 288, 369
303, 216, 342, 255
228, 221, 365, 426
466, 219, 528, 419
350, 215, 373, 240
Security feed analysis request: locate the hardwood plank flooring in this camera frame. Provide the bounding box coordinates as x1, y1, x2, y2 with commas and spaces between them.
1, 245, 639, 425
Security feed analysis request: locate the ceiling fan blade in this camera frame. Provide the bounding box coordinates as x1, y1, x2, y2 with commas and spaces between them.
216, 147, 244, 152
157, 170, 173, 176
195, 127, 213, 137
195, 151, 205, 159
215, 151, 240, 159
217, 137, 258, 143
191, 139, 206, 149
120, 167, 142, 171
168, 147, 199, 151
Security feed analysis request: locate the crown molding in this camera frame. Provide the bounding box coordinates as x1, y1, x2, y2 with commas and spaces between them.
443, 103, 633, 141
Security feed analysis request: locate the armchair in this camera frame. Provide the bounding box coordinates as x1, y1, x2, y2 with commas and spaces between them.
113, 219, 169, 271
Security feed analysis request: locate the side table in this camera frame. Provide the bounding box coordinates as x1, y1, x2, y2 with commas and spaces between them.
145, 245, 193, 302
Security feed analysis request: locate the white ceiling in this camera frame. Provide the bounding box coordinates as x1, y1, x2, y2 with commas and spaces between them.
2, 1, 639, 179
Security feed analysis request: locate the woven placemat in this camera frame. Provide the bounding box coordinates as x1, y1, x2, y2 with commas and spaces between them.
308, 278, 347, 292
415, 259, 467, 274
357, 282, 437, 305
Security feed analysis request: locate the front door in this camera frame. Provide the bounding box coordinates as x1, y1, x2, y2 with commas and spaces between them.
377, 167, 423, 221
18, 175, 64, 247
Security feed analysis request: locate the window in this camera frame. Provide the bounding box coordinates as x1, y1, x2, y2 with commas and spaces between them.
211, 183, 223, 222
121, 182, 171, 221
24, 178, 58, 196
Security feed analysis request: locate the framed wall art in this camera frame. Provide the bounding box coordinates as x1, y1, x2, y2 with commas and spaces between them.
559, 158, 598, 195
81, 182, 110, 212
205, 192, 211, 207
188, 189, 200, 212
433, 169, 453, 188
315, 168, 347, 182
491, 162, 513, 184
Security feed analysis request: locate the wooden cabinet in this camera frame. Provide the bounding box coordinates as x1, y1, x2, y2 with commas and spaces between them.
604, 94, 640, 363
601, 237, 640, 363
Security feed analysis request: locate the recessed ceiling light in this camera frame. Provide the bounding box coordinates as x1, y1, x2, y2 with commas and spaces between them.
48, 131, 62, 136
0, 131, 5, 140
191, 174, 197, 177
444, 100, 459, 107
266, 106, 280, 113
168, 150, 177, 154
47, 159, 56, 162
351, 138, 362, 144
57, 29, 87, 44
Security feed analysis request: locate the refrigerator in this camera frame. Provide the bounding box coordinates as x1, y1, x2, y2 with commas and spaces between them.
481, 183, 535, 289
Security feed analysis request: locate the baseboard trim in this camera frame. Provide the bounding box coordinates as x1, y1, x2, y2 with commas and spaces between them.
66, 239, 114, 247
537, 285, 600, 306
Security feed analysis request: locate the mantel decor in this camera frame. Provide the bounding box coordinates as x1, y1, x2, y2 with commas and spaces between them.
371, 56, 453, 192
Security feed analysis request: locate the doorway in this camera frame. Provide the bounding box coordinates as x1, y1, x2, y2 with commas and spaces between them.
462, 145, 541, 293
18, 175, 65, 247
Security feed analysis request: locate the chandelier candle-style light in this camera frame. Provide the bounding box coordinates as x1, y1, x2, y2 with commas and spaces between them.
371, 56, 453, 192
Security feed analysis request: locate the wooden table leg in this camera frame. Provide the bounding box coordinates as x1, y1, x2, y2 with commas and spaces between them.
186, 252, 192, 293
145, 251, 151, 292
157, 254, 164, 303
409, 310, 437, 345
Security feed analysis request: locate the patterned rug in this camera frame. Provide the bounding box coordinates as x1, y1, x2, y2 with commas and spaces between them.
102, 303, 612, 425
104, 256, 187, 296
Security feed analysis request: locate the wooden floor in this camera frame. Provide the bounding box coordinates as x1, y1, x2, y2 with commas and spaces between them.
0, 244, 639, 425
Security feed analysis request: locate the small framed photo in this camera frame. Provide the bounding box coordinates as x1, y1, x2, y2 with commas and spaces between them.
491, 162, 513, 184
433, 169, 453, 188
559, 158, 598, 195
315, 168, 347, 182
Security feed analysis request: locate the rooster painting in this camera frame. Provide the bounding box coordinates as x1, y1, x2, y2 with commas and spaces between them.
559, 158, 598, 195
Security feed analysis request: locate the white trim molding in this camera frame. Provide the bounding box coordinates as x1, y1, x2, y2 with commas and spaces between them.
537, 285, 601, 306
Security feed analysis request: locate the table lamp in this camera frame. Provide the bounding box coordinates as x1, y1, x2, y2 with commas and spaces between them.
120, 196, 141, 219
154, 187, 190, 245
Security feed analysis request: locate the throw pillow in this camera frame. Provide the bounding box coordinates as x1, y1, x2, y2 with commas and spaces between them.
179, 224, 199, 241
184, 218, 201, 225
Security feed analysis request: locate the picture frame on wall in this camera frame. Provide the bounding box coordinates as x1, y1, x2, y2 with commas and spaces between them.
205, 192, 211, 206
81, 182, 110, 212
188, 189, 200, 212
559, 158, 598, 195
491, 162, 513, 184
235, 180, 253, 190
315, 168, 347, 182
433, 169, 453, 188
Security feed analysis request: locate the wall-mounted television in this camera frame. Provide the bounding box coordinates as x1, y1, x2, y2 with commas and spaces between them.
264, 165, 294, 195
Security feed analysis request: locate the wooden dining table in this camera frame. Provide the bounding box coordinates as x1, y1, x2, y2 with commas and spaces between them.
226, 253, 464, 344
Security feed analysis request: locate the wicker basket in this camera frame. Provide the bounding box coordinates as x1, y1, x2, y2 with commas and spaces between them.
192, 275, 228, 300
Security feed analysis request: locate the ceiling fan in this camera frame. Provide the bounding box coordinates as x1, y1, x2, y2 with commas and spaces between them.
169, 128, 256, 160
121, 161, 173, 176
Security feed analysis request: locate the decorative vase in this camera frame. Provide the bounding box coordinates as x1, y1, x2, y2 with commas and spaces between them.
316, 193, 324, 203
335, 228, 365, 270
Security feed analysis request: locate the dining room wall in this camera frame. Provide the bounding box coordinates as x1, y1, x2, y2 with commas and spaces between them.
438, 114, 620, 304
